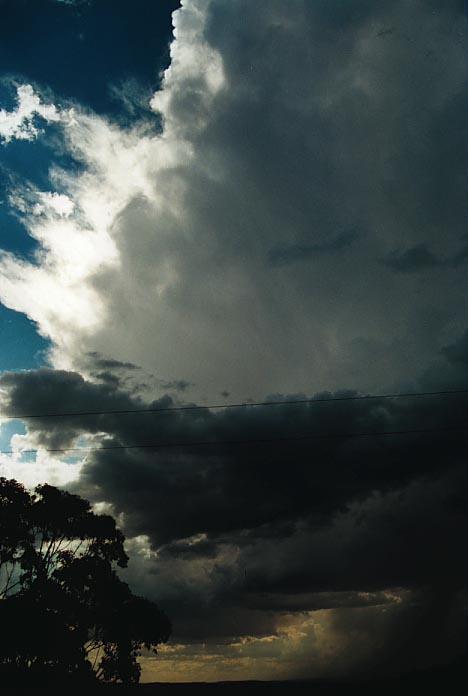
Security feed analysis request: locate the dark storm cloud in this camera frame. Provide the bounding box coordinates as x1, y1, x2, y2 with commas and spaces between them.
441, 329, 468, 367
238, 466, 467, 598
325, 587, 467, 678
2, 324, 467, 611
239, 590, 395, 613
144, 463, 467, 645
201, 0, 468, 254
15, 373, 464, 549
0, 368, 161, 448
92, 372, 122, 388
382, 244, 443, 272
268, 228, 360, 266
382, 241, 468, 273
159, 538, 220, 560
52, 0, 90, 5
420, 329, 468, 391
1, 330, 467, 666
159, 379, 192, 392
85, 351, 141, 371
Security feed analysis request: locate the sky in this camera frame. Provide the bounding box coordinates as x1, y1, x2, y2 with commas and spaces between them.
0, 0, 467, 684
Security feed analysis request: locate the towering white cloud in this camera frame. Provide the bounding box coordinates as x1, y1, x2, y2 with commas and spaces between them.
2, 1, 468, 402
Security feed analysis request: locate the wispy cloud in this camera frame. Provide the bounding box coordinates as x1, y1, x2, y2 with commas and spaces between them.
0, 84, 61, 143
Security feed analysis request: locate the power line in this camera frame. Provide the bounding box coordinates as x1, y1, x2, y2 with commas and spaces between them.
1, 424, 465, 456
2, 388, 468, 421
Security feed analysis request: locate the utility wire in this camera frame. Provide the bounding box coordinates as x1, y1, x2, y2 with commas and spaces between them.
1, 424, 466, 456
2, 388, 468, 421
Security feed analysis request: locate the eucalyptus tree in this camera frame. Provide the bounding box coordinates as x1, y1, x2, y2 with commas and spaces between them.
0, 477, 170, 685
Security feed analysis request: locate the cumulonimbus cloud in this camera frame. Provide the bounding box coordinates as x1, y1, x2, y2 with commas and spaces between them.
1, 0, 468, 402
1, 0, 468, 680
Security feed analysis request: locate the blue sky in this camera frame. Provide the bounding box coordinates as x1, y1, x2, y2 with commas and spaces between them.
0, 0, 178, 116
0, 304, 47, 371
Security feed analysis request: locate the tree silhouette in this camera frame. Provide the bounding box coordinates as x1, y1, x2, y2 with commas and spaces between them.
0, 477, 171, 686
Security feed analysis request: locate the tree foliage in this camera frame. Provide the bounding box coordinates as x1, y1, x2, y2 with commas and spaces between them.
0, 477, 171, 686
